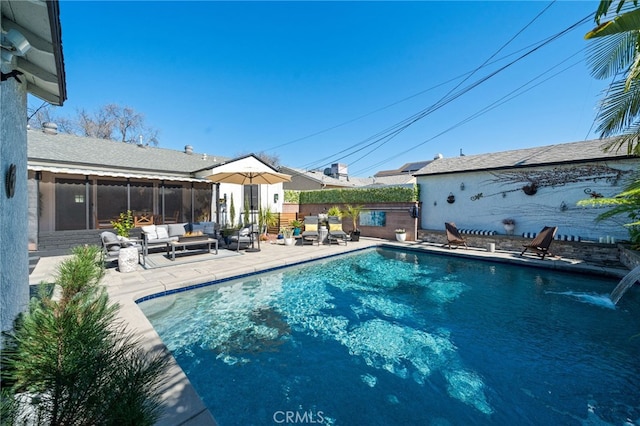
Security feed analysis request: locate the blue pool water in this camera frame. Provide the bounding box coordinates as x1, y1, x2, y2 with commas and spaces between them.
139, 248, 640, 425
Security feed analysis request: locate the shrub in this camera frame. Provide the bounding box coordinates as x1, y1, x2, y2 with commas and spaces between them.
1, 246, 168, 425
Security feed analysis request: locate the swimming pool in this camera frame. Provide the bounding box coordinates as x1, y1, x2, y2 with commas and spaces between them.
140, 247, 640, 425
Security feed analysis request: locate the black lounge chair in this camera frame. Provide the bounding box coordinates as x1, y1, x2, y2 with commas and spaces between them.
520, 226, 557, 259
327, 216, 348, 246
301, 216, 319, 246
444, 222, 468, 249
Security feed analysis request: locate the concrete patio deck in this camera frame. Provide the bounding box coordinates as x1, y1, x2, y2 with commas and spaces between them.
28, 238, 630, 425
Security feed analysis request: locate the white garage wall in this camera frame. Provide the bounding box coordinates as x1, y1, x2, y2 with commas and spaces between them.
418, 159, 638, 242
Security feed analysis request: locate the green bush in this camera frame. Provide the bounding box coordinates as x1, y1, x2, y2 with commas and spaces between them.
299, 185, 418, 204
1, 246, 168, 425
284, 190, 300, 204
110, 210, 134, 238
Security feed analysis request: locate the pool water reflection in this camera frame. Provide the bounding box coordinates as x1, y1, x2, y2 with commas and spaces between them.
140, 248, 640, 425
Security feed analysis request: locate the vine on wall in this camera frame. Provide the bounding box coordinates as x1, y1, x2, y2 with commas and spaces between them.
469, 165, 629, 201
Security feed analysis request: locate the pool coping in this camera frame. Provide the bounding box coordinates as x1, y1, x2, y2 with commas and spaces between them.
28, 238, 630, 425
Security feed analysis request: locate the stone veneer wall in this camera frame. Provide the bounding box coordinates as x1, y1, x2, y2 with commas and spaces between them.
619, 246, 640, 270
418, 229, 622, 266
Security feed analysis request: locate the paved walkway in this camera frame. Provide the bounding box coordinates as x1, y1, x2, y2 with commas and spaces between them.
28, 238, 629, 425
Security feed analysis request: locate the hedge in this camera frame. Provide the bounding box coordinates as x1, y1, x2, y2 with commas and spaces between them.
285, 185, 419, 204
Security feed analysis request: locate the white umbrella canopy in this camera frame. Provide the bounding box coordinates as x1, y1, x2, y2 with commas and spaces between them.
204, 167, 291, 252
205, 169, 291, 185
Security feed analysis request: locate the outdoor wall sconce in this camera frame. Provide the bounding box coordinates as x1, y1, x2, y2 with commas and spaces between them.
447, 193, 455, 204
460, 182, 465, 191
274, 193, 279, 203
1, 29, 31, 63
5, 163, 16, 198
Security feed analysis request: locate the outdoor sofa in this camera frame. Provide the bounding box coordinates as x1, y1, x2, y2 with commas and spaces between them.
140, 222, 219, 258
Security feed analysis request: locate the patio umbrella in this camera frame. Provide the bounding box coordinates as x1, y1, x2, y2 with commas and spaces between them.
205, 168, 291, 252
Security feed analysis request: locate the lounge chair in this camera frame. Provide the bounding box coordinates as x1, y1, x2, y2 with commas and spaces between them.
301, 216, 319, 246
520, 226, 558, 259
327, 216, 348, 246
227, 224, 253, 251
100, 231, 142, 265
444, 222, 468, 249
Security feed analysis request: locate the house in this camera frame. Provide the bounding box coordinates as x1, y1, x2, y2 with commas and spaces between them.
280, 164, 359, 190
414, 139, 639, 242
281, 163, 416, 191
1, 0, 66, 334
27, 128, 287, 253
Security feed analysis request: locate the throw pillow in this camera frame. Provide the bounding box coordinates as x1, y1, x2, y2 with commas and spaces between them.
156, 226, 169, 239
202, 222, 216, 234
329, 223, 342, 231
102, 232, 119, 244
305, 224, 317, 232
141, 225, 157, 240
168, 224, 186, 237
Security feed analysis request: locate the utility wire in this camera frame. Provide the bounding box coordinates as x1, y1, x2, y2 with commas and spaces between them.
352, 50, 587, 176
301, 12, 593, 173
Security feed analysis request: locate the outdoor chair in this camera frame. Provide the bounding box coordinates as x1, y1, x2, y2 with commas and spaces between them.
162, 211, 180, 224
444, 222, 468, 249
100, 231, 142, 265
301, 216, 319, 246
134, 212, 154, 228
227, 224, 253, 251
520, 226, 558, 259
327, 216, 348, 246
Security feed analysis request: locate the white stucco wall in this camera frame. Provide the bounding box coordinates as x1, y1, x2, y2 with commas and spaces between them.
201, 156, 285, 227
0, 70, 30, 336
418, 160, 639, 242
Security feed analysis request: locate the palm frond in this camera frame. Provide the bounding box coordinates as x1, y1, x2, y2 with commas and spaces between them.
587, 6, 640, 37
596, 78, 640, 136
586, 32, 636, 79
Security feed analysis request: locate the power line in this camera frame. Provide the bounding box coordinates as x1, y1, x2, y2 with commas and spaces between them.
352, 50, 587, 176
300, 11, 593, 173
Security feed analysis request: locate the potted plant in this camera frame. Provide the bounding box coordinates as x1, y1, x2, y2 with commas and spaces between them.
290, 219, 303, 236
502, 218, 516, 235
395, 228, 406, 242
258, 205, 278, 237
110, 210, 134, 238
327, 205, 343, 218
280, 227, 294, 246
344, 204, 364, 242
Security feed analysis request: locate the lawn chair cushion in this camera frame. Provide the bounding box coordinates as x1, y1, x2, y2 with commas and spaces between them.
305, 224, 317, 232
141, 225, 158, 240
168, 223, 187, 237
156, 226, 169, 239
329, 223, 342, 231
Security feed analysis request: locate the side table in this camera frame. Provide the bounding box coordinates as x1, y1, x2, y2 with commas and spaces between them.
118, 246, 139, 273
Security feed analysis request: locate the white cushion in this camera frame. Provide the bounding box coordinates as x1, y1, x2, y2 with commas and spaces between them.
141, 225, 157, 240
168, 223, 186, 237
156, 226, 169, 239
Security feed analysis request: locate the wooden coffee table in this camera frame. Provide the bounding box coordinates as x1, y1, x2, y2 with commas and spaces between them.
166, 238, 218, 261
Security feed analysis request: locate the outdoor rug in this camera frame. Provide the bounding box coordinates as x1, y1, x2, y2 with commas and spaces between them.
142, 248, 242, 270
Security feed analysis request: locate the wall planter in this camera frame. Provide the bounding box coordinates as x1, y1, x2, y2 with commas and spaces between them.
522, 183, 538, 195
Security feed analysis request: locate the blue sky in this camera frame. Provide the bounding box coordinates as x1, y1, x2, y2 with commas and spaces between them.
46, 1, 606, 176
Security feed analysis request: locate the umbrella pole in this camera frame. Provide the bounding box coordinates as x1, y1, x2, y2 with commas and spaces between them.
246, 180, 261, 253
